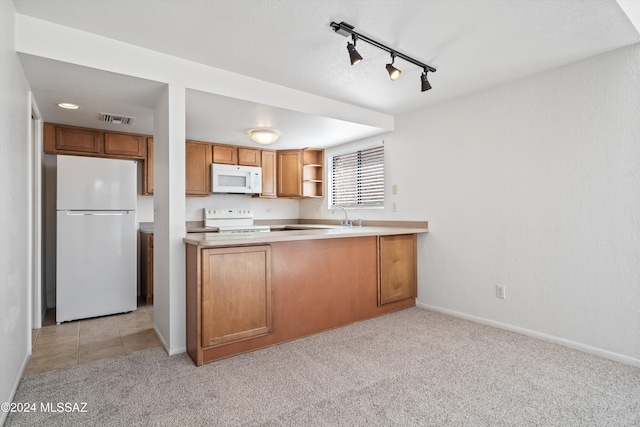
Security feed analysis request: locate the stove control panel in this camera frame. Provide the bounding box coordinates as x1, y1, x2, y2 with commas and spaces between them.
204, 208, 253, 220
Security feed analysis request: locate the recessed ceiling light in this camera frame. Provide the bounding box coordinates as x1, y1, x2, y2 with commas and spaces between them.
57, 103, 80, 110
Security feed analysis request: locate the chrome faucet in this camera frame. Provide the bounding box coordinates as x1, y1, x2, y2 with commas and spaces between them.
333, 205, 352, 226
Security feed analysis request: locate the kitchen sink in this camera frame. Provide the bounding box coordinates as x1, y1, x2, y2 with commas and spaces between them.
281, 224, 353, 230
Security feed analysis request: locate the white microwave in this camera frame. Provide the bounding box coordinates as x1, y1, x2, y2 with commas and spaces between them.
211, 163, 262, 194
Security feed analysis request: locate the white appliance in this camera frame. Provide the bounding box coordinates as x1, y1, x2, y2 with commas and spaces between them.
56, 155, 137, 323
203, 208, 270, 233
211, 163, 262, 194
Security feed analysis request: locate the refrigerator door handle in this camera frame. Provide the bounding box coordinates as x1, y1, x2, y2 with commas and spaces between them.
62, 210, 132, 216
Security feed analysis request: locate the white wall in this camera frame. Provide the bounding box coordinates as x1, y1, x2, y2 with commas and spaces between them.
0, 1, 33, 423
368, 44, 640, 364
186, 195, 299, 222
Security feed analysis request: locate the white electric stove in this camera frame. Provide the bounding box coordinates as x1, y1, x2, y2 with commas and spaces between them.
203, 208, 270, 233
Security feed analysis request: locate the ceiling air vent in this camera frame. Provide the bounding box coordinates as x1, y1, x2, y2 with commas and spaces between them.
99, 113, 135, 125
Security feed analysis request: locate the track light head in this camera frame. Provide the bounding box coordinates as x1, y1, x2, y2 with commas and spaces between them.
386, 63, 402, 80
386, 52, 402, 81
421, 71, 432, 92
347, 36, 362, 65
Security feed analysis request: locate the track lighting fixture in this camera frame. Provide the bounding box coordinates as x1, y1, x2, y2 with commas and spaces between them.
330, 21, 436, 92
386, 52, 402, 81
347, 35, 363, 65
421, 70, 432, 92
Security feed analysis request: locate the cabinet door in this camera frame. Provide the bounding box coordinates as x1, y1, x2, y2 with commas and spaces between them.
147, 235, 153, 304
201, 245, 272, 347
212, 144, 238, 165
277, 150, 303, 198
54, 125, 101, 154
258, 150, 277, 198
139, 233, 154, 304
104, 132, 146, 158
238, 148, 261, 167
186, 141, 212, 196
378, 234, 417, 305
143, 137, 154, 195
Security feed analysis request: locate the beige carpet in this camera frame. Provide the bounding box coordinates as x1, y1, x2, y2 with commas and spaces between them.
6, 307, 640, 426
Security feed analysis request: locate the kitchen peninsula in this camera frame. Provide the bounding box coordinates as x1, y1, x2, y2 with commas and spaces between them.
184, 224, 428, 366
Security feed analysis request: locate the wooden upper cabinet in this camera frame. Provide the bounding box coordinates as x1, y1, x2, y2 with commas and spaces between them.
104, 132, 146, 158
142, 137, 154, 195
257, 150, 277, 198
277, 148, 324, 198
377, 234, 417, 306
212, 144, 238, 165
277, 150, 303, 198
43, 123, 147, 159
238, 148, 261, 167
45, 123, 101, 154
213, 144, 260, 166
302, 148, 324, 198
186, 140, 212, 196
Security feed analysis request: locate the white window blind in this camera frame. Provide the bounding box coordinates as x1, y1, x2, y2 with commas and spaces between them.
330, 145, 384, 208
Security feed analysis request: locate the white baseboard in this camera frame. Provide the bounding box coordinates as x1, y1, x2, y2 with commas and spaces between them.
416, 301, 640, 368
167, 346, 186, 356
1, 350, 31, 426
152, 324, 185, 356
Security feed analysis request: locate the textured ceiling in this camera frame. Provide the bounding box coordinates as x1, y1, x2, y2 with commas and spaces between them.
13, 0, 640, 147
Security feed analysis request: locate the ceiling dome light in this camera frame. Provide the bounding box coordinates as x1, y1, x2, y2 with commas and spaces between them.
57, 102, 80, 110
248, 128, 280, 145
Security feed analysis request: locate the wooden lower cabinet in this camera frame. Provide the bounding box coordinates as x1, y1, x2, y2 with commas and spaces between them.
139, 232, 154, 304
201, 246, 272, 347
377, 234, 417, 306
187, 244, 273, 366
186, 236, 417, 366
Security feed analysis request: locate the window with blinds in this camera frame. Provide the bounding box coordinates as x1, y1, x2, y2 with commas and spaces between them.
330, 145, 384, 208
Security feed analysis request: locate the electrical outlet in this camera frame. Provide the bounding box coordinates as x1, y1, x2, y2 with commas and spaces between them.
496, 285, 506, 299
392, 184, 398, 195
392, 203, 397, 212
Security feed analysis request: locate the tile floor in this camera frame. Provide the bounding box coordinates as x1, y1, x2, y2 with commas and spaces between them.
25, 304, 161, 377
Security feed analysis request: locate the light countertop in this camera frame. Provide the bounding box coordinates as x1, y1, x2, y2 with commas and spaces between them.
183, 225, 429, 247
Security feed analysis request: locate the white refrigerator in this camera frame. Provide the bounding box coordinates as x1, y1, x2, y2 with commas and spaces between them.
56, 155, 137, 323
